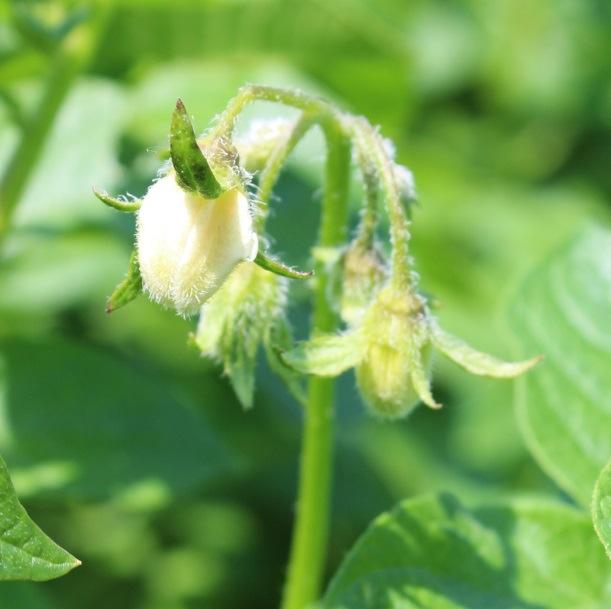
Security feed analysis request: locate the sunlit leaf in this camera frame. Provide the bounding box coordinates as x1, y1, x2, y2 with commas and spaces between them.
593, 459, 611, 560
509, 225, 611, 505
323, 494, 611, 609
0, 454, 79, 580
0, 340, 234, 501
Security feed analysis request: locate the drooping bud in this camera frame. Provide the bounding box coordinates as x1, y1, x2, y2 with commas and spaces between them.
194, 262, 305, 408
282, 283, 540, 420
340, 241, 387, 326
234, 119, 294, 173
355, 286, 436, 418
136, 175, 258, 316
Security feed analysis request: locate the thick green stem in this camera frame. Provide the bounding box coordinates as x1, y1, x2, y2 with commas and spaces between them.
0, 0, 112, 242
281, 125, 351, 609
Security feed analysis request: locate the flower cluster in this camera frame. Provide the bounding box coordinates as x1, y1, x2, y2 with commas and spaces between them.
95, 89, 538, 417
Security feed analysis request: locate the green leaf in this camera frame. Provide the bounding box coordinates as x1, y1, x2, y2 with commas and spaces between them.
323, 494, 611, 609
0, 229, 130, 318
14, 80, 126, 229
106, 251, 142, 313
509, 225, 611, 505
170, 98, 222, 198
0, 340, 234, 502
0, 453, 79, 581
593, 459, 611, 560
281, 332, 366, 377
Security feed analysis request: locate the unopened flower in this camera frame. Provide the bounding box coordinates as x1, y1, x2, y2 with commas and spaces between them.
136, 174, 258, 316
282, 285, 540, 419
194, 261, 304, 408
235, 118, 294, 173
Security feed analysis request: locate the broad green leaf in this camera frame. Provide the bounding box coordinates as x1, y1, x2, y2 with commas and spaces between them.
0, 229, 130, 318
106, 250, 142, 313
509, 225, 611, 505
0, 453, 79, 580
13, 80, 126, 229
323, 494, 611, 609
593, 459, 611, 560
0, 339, 234, 502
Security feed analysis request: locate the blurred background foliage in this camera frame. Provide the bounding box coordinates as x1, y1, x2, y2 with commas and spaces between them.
0, 0, 609, 607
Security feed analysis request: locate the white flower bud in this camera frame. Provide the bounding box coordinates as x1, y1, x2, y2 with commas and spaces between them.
136, 174, 258, 316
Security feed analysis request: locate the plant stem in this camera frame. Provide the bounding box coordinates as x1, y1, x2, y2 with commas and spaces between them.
281, 124, 351, 609
212, 87, 352, 607
347, 118, 412, 290
0, 0, 113, 243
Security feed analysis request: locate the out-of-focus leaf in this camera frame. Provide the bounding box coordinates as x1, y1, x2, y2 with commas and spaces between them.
323, 494, 611, 609
0, 230, 129, 318
509, 225, 611, 505
12, 80, 126, 229
0, 340, 235, 502
0, 453, 79, 580
593, 459, 611, 560
0, 582, 58, 608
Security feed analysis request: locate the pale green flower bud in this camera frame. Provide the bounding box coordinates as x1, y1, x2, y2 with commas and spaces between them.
136, 174, 258, 316
355, 287, 434, 418
234, 119, 294, 173
283, 285, 540, 420
194, 262, 304, 408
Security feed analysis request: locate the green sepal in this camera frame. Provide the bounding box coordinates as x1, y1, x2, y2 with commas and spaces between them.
170, 99, 223, 198
93, 187, 141, 212
281, 331, 366, 377
106, 251, 143, 314
431, 323, 541, 378
254, 251, 313, 280
264, 318, 307, 407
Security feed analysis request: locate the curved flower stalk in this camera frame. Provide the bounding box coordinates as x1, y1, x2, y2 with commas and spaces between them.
283, 114, 540, 419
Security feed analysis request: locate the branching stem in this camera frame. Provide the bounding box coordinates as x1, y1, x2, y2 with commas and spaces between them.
0, 0, 114, 244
